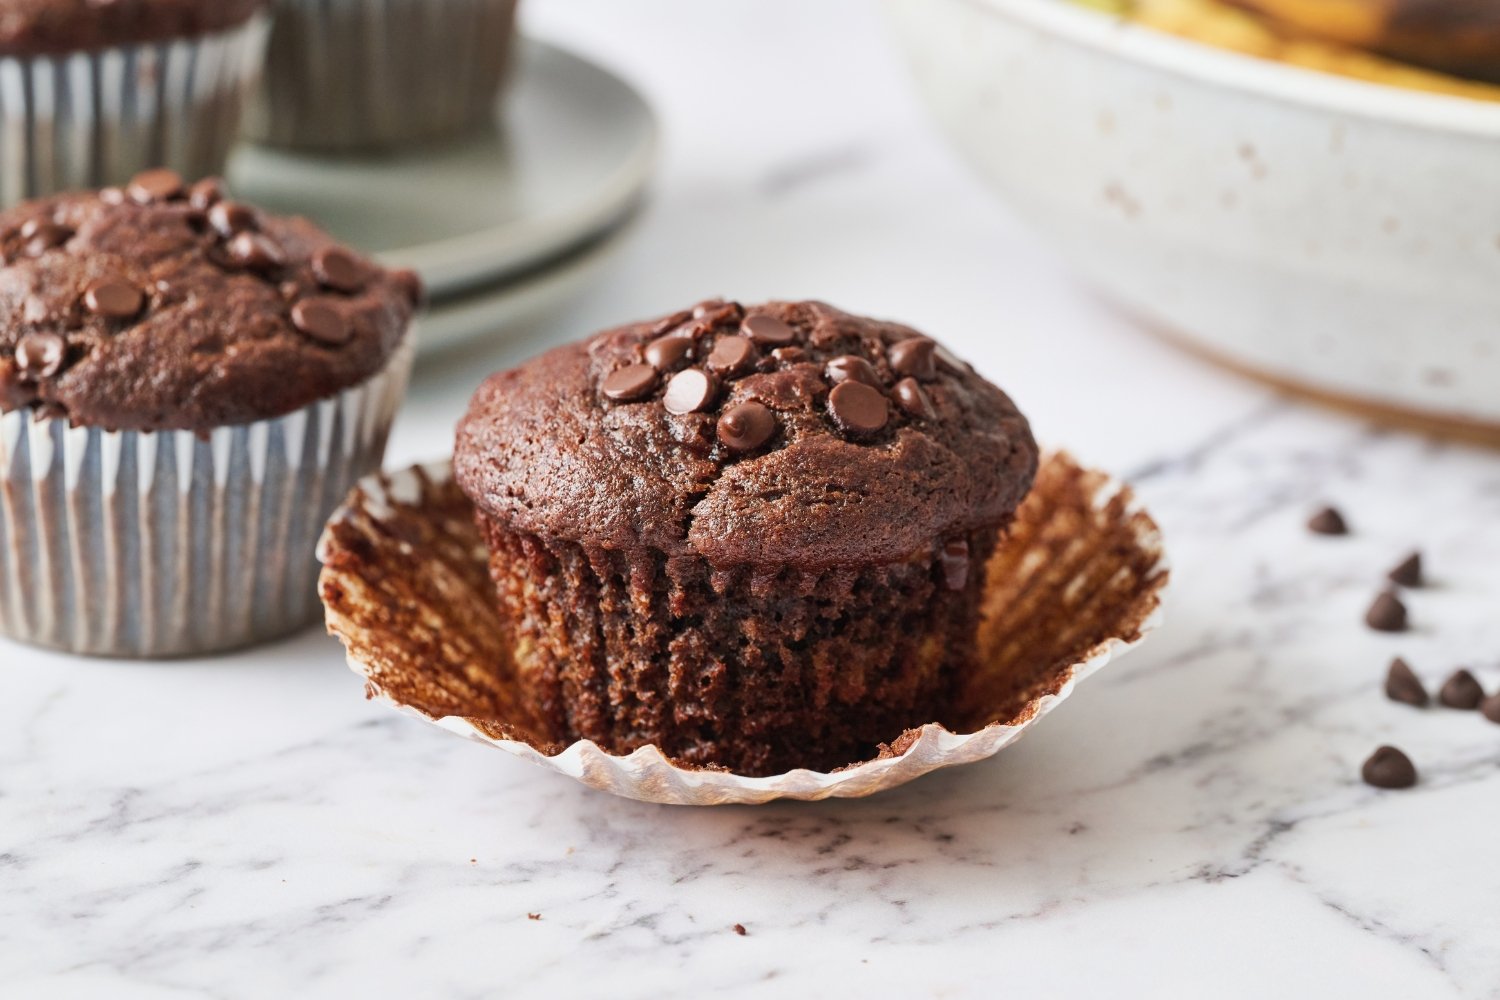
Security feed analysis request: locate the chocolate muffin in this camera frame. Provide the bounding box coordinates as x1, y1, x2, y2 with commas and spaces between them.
0, 172, 419, 657
455, 300, 1038, 775
0, 0, 269, 207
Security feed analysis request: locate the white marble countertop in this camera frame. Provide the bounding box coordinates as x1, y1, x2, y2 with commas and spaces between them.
5, 2, 1500, 997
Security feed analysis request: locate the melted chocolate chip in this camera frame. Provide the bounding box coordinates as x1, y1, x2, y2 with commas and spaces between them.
1388, 552, 1423, 588
312, 247, 367, 293
644, 332, 694, 371
770, 346, 807, 366
209, 201, 258, 237
940, 538, 970, 590
706, 335, 757, 376
824, 355, 880, 387
127, 168, 184, 204
889, 337, 937, 381
601, 363, 659, 402
290, 299, 351, 345
663, 368, 718, 415
1438, 669, 1484, 710
827, 380, 888, 435
15, 331, 66, 378
650, 310, 692, 336
717, 401, 775, 452
226, 232, 286, 274
1364, 590, 1408, 633
693, 299, 742, 325
1361, 746, 1417, 789
1307, 507, 1348, 536
188, 177, 226, 210
894, 377, 936, 419
741, 315, 796, 347
83, 279, 145, 319
1384, 658, 1427, 708
23, 223, 71, 255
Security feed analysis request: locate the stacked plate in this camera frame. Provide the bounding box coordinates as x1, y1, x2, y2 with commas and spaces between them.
230, 40, 657, 355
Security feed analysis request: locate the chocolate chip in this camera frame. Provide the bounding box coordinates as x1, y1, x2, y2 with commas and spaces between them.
127, 168, 184, 204
717, 401, 775, 452
940, 539, 970, 591
1307, 506, 1348, 536
732, 924, 748, 936
741, 315, 795, 347
188, 177, 226, 210
312, 247, 366, 293
1387, 552, 1423, 588
1364, 590, 1407, 633
824, 355, 880, 388
601, 363, 659, 402
1361, 745, 1417, 789
894, 377, 936, 419
650, 310, 692, 336
22, 222, 71, 255
209, 201, 258, 237
644, 332, 694, 371
693, 299, 742, 325
290, 299, 351, 345
15, 332, 66, 378
1482, 692, 1500, 725
1384, 657, 1427, 708
391, 268, 425, 307
1438, 669, 1484, 710
83, 279, 144, 319
770, 346, 806, 366
226, 232, 286, 274
663, 368, 718, 415
934, 342, 967, 375
889, 337, 937, 381
827, 380, 888, 435
705, 335, 757, 376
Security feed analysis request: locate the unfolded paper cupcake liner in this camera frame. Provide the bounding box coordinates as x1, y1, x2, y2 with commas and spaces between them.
248, 0, 519, 151
318, 451, 1170, 805
0, 16, 271, 207
0, 339, 412, 658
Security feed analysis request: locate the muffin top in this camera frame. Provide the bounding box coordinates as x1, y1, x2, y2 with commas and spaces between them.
0, 0, 265, 56
0, 172, 420, 433
456, 300, 1038, 568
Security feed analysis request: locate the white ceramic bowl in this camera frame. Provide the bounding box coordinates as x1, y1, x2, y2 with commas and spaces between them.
887, 0, 1500, 434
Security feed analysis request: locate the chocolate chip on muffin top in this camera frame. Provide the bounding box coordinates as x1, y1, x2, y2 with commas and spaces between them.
0, 0, 266, 56
0, 171, 420, 432
456, 300, 1039, 568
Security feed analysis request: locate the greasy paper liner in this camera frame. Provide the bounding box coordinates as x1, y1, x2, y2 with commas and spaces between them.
319, 452, 1169, 804
248, 0, 519, 151
0, 340, 412, 658
0, 16, 271, 206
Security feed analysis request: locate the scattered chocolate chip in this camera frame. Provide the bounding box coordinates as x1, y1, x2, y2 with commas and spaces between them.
741, 314, 795, 347
127, 168, 184, 204
940, 539, 970, 591
1384, 658, 1427, 707
650, 310, 692, 336
1438, 669, 1484, 710
15, 332, 66, 378
226, 232, 286, 273
644, 331, 694, 371
1307, 506, 1348, 536
208, 200, 257, 237
187, 177, 226, 210
601, 363, 659, 402
934, 342, 967, 375
827, 380, 888, 435
663, 368, 718, 415
1364, 590, 1407, 633
705, 335, 757, 376
391, 268, 425, 307
824, 355, 880, 388
1387, 552, 1423, 588
732, 924, 747, 936
894, 377, 936, 419
23, 223, 71, 255
312, 246, 366, 293
1482, 692, 1500, 725
717, 401, 775, 452
83, 279, 144, 319
770, 346, 806, 366
527, 913, 542, 921
1361, 746, 1417, 789
889, 336, 937, 380
693, 299, 742, 325
291, 299, 351, 345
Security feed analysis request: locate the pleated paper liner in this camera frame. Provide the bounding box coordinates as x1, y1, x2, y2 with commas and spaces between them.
318, 452, 1169, 805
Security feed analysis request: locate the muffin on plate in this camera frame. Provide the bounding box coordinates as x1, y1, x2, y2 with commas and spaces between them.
0, 171, 419, 657
248, 0, 520, 151
0, 1, 271, 206
455, 299, 1038, 775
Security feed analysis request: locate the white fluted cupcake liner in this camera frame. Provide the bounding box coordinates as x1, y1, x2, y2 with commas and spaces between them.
318, 452, 1170, 805
0, 16, 271, 207
248, 0, 519, 151
0, 339, 412, 658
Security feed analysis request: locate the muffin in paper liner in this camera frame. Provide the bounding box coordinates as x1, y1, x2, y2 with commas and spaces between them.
248, 0, 519, 152
0, 16, 271, 207
317, 451, 1169, 805
0, 339, 413, 659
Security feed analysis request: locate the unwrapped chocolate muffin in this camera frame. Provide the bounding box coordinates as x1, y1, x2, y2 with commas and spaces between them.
0, 172, 420, 657
455, 300, 1038, 775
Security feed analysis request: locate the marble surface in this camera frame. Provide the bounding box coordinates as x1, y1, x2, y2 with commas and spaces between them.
4, 2, 1500, 997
